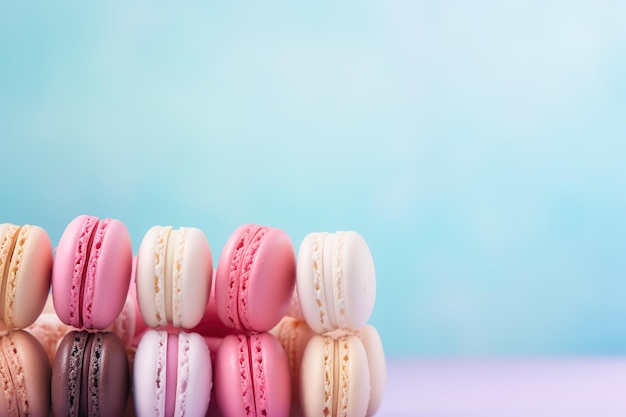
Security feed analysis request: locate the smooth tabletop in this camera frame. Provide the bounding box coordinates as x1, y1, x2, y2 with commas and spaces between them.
378, 357, 626, 416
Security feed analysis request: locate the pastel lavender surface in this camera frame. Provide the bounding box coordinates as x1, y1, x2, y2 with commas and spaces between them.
380, 358, 626, 416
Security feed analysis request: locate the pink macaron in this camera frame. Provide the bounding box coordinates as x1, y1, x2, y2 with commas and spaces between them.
52, 215, 132, 330
133, 329, 213, 417
215, 224, 296, 332
214, 332, 291, 417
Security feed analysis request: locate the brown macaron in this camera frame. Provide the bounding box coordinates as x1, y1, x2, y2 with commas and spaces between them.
52, 330, 129, 417
0, 330, 51, 417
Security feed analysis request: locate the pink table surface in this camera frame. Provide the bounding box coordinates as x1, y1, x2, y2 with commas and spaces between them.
378, 357, 626, 416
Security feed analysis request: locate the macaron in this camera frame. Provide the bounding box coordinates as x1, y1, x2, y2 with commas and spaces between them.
270, 317, 315, 417
52, 330, 130, 417
356, 325, 386, 417
135, 226, 213, 329
0, 223, 52, 329
214, 332, 291, 417
52, 215, 132, 329
296, 231, 376, 334
133, 329, 212, 417
215, 224, 295, 332
300, 334, 371, 417
0, 330, 51, 417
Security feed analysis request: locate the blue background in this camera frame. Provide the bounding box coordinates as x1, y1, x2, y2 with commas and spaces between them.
2, 1, 626, 356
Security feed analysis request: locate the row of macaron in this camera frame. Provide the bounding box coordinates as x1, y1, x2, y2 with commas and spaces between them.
0, 215, 376, 335
4, 316, 384, 417
1, 215, 384, 417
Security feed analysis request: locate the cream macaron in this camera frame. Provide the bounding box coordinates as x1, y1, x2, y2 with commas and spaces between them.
135, 226, 213, 329
296, 231, 376, 334
0, 223, 52, 330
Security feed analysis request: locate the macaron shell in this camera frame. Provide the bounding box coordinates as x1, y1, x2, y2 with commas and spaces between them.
296, 232, 329, 334
0, 330, 51, 417
246, 228, 295, 332
176, 228, 213, 329
250, 333, 291, 417
1, 224, 52, 329
133, 329, 167, 416
177, 331, 212, 417
336, 231, 376, 331
84, 219, 132, 329
52, 215, 95, 327
92, 332, 130, 416
357, 325, 386, 417
52, 330, 87, 416
300, 334, 370, 417
0, 342, 18, 416
136, 226, 168, 327
214, 334, 254, 417
215, 333, 290, 417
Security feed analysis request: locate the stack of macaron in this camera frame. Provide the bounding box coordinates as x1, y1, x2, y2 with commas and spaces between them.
272, 231, 386, 417
0, 222, 53, 417
50, 215, 133, 417
0, 218, 385, 417
133, 225, 214, 417
210, 224, 296, 417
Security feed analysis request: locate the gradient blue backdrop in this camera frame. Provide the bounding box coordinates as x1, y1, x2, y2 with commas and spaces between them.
2, 1, 625, 356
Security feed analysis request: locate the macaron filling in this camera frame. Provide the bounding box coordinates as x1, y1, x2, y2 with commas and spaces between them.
165, 333, 178, 417
322, 336, 351, 417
